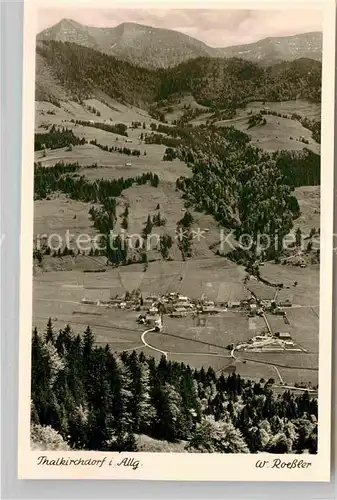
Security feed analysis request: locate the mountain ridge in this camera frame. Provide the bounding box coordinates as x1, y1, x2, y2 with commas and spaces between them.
37, 19, 322, 68
35, 40, 322, 108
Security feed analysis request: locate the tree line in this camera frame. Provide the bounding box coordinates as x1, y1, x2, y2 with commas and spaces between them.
35, 125, 86, 151
70, 119, 128, 137
31, 320, 318, 454
89, 139, 142, 157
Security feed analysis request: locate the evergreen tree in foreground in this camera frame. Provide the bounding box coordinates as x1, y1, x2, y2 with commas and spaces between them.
31, 320, 318, 454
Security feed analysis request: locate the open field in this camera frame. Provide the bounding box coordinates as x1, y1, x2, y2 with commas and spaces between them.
35, 142, 191, 185
189, 99, 321, 127
216, 114, 320, 153
242, 100, 321, 120
163, 94, 210, 122
36, 97, 154, 129
293, 185, 320, 234
33, 255, 319, 386
284, 307, 319, 353
34, 257, 247, 301
245, 279, 277, 300
34, 195, 97, 243
260, 263, 319, 306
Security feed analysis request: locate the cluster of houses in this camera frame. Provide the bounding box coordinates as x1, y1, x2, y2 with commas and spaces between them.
80, 288, 297, 351
247, 296, 292, 317
81, 290, 293, 318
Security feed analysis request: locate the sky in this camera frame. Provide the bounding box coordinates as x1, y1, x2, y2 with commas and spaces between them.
37, 8, 322, 47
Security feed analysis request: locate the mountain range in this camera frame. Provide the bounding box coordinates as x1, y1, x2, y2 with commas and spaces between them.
37, 18, 322, 68
35, 39, 322, 108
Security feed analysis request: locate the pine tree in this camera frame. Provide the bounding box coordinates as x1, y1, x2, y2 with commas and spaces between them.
295, 227, 302, 247
45, 318, 54, 344
31, 327, 53, 425
142, 214, 153, 238
82, 326, 94, 360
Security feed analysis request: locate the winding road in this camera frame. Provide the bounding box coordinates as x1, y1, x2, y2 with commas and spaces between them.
230, 347, 237, 360
141, 328, 168, 360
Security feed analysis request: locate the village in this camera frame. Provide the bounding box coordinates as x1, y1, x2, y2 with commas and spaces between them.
81, 285, 301, 354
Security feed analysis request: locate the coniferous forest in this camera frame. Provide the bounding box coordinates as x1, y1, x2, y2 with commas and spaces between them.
31, 320, 318, 454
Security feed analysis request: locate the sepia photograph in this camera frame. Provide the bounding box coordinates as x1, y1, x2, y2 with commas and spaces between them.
17, 0, 335, 481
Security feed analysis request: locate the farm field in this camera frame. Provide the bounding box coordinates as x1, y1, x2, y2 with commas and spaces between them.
35, 143, 191, 185
36, 97, 154, 128
184, 99, 321, 153
33, 257, 248, 304
33, 255, 319, 386
242, 100, 321, 120
34, 195, 97, 246
293, 185, 320, 234
187, 99, 321, 127
216, 114, 319, 153
260, 263, 319, 306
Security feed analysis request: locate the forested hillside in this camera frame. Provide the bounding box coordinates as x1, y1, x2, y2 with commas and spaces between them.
36, 41, 322, 108
36, 41, 162, 106
33, 122, 320, 264
31, 320, 318, 453
159, 57, 321, 106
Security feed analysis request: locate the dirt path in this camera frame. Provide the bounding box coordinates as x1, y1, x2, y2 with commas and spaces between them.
273, 365, 284, 384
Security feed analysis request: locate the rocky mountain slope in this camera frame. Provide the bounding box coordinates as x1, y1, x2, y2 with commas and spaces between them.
216, 32, 322, 65
37, 19, 322, 68
37, 19, 214, 68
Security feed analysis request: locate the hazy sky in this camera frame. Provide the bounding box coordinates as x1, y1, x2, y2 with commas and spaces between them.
37, 8, 322, 47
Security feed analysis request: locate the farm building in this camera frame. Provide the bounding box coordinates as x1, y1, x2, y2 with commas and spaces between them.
273, 309, 286, 316
260, 346, 284, 352
81, 298, 96, 305
178, 295, 189, 301
109, 297, 123, 304
275, 332, 292, 340
170, 311, 188, 318
143, 293, 158, 306
279, 299, 292, 307
202, 306, 220, 315
204, 300, 215, 306
174, 306, 190, 314
146, 294, 158, 301
145, 315, 162, 329
228, 301, 241, 308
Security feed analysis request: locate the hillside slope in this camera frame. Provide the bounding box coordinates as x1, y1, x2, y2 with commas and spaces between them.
37, 19, 322, 68
35, 40, 161, 107
36, 41, 322, 107
216, 32, 322, 65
